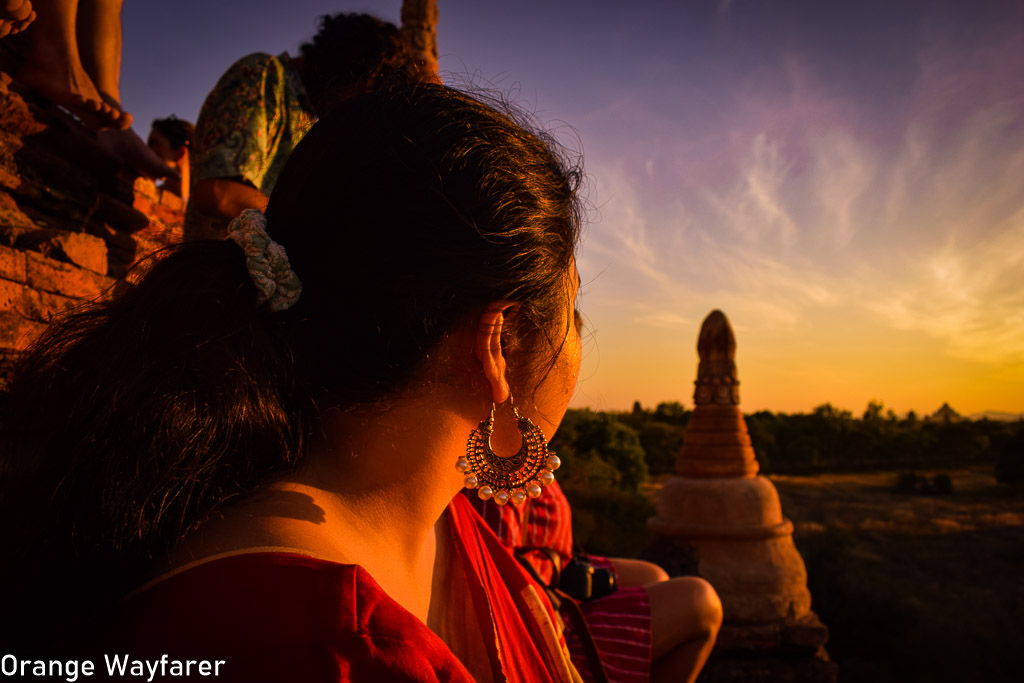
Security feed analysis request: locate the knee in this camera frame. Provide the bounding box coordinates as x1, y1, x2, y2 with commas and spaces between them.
695, 578, 723, 636
675, 577, 723, 637
636, 560, 670, 585
611, 557, 670, 587
647, 576, 723, 657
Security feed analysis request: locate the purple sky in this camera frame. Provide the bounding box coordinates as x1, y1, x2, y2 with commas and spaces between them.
121, 0, 1024, 415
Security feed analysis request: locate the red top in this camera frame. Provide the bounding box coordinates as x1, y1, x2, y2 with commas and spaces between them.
464, 481, 653, 683
465, 479, 575, 584
86, 495, 576, 682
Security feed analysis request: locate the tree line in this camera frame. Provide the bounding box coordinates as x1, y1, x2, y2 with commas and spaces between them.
550, 401, 1024, 491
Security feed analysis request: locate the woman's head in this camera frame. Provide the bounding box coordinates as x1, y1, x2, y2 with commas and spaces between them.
266, 84, 583, 412
0, 84, 583, 626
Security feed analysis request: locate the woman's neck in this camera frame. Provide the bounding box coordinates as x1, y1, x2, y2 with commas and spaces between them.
164, 396, 477, 623
282, 402, 472, 619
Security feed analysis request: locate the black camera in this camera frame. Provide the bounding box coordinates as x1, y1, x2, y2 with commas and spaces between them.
558, 556, 617, 601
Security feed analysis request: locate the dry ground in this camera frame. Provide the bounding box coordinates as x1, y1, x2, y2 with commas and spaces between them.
769, 466, 1024, 683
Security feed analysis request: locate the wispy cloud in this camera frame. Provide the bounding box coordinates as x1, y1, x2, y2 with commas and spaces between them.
632, 309, 690, 331
573, 3, 1024, 409
705, 133, 799, 246
583, 161, 681, 292
810, 132, 875, 248
866, 210, 1024, 364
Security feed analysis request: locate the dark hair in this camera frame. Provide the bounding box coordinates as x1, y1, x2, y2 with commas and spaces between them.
0, 84, 582, 646
299, 13, 420, 114
150, 116, 195, 150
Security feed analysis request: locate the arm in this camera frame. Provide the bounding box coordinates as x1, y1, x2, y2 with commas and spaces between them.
190, 54, 280, 220
191, 177, 269, 224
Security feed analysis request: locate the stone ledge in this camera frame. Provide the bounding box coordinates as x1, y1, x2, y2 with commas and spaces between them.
0, 76, 46, 138
133, 177, 185, 213
0, 244, 27, 282
9, 228, 109, 275
0, 277, 77, 323
24, 250, 113, 299
0, 202, 39, 238
0, 310, 48, 352
0, 164, 23, 194
51, 231, 108, 274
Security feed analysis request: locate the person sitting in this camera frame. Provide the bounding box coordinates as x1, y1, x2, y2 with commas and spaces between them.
185, 12, 426, 241
0, 83, 590, 682
147, 116, 193, 201
467, 480, 722, 683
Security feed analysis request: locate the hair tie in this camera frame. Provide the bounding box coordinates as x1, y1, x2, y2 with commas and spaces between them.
227, 209, 302, 312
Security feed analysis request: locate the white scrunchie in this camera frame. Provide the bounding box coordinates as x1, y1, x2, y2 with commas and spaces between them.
227, 209, 303, 312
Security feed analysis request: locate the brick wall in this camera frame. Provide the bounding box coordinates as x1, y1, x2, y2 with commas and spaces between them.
0, 73, 183, 386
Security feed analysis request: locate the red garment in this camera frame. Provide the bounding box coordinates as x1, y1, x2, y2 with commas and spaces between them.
465, 481, 653, 683
87, 495, 576, 682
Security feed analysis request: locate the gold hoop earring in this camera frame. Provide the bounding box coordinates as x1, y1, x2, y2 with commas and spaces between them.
457, 397, 561, 506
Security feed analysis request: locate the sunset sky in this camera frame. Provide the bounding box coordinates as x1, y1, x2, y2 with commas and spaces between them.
122, 0, 1024, 417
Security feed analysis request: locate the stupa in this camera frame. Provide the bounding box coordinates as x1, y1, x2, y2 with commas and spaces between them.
648, 310, 835, 681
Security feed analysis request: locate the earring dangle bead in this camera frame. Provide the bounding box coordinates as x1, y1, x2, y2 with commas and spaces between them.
458, 399, 561, 506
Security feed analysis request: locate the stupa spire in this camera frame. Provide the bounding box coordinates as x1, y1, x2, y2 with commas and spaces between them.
695, 309, 739, 406
675, 310, 759, 479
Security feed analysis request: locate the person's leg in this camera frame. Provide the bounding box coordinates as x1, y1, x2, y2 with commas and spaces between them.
16, 0, 121, 128
610, 557, 670, 587
1, 0, 36, 38
98, 128, 176, 180
76, 0, 130, 128
647, 577, 723, 683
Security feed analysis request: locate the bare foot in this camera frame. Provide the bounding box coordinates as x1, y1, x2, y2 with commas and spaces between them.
17, 58, 125, 129
98, 129, 179, 180
100, 92, 132, 130
0, 0, 35, 38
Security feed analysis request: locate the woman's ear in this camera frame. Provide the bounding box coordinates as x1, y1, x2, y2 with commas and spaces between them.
474, 302, 517, 404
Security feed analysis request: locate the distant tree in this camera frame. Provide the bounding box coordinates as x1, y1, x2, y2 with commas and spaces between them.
927, 422, 989, 462
787, 434, 823, 468
813, 403, 853, 421
557, 402, 1015, 480
856, 400, 903, 463
863, 400, 885, 422
653, 401, 690, 427
808, 404, 854, 466
548, 409, 655, 558
996, 425, 1024, 484
551, 409, 648, 493
638, 421, 685, 475
745, 411, 779, 472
